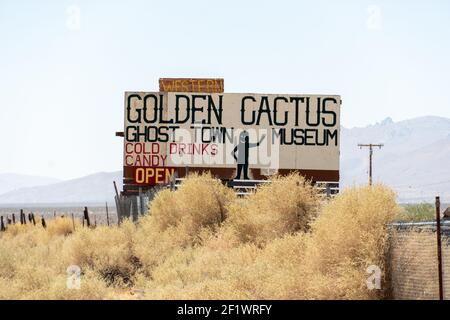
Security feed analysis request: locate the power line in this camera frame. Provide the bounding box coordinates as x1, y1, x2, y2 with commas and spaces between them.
358, 143, 384, 186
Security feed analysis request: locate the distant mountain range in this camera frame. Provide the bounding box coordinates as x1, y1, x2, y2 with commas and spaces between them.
0, 116, 449, 205
0, 173, 61, 195
0, 172, 122, 205
341, 116, 450, 202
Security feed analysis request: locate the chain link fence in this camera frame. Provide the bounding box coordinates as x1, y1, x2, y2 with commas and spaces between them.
389, 220, 450, 299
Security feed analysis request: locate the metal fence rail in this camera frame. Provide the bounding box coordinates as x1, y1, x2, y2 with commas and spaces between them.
389, 196, 449, 300
168, 177, 339, 197
388, 222, 450, 300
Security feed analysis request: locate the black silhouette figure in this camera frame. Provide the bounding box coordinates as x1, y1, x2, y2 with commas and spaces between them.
232, 131, 266, 180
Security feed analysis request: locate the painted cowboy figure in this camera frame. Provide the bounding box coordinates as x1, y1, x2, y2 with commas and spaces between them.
232, 131, 266, 180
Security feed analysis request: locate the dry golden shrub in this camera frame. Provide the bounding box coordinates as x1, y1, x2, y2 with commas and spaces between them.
47, 217, 76, 237
136, 184, 398, 300
42, 268, 110, 300
0, 175, 400, 300
0, 228, 68, 299
62, 220, 139, 286
297, 184, 400, 299
133, 172, 235, 271
137, 242, 262, 299
151, 172, 235, 233
226, 173, 321, 245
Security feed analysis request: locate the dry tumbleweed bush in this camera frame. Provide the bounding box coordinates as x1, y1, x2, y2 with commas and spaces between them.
0, 173, 399, 299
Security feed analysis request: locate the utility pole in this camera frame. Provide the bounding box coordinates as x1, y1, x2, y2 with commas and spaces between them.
358, 143, 384, 185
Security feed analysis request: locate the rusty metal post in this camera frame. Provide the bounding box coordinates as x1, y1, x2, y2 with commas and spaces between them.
436, 196, 444, 300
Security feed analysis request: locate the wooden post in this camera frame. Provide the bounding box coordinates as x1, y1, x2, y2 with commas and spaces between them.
31, 213, 36, 226
0, 216, 5, 232
326, 183, 331, 198
105, 202, 110, 227
138, 187, 143, 216
83, 207, 91, 227
131, 196, 139, 222
357, 144, 384, 186
12, 213, 16, 224
41, 216, 47, 229
114, 181, 122, 225
170, 176, 174, 191
436, 196, 444, 300
20, 209, 26, 225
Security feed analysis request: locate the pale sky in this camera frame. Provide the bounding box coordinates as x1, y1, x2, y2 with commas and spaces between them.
1, 0, 450, 179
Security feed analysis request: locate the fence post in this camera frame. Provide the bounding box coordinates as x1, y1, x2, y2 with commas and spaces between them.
326, 183, 331, 198
20, 209, 24, 225
0, 216, 5, 231
31, 213, 36, 226
41, 216, 47, 229
131, 196, 139, 222
170, 174, 176, 191
105, 202, 110, 227
139, 187, 147, 216
114, 181, 122, 225
83, 207, 91, 227
436, 196, 444, 300
12, 213, 16, 224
